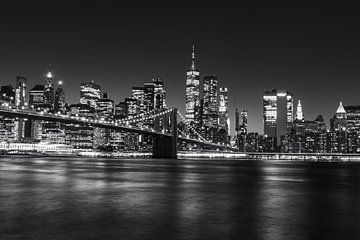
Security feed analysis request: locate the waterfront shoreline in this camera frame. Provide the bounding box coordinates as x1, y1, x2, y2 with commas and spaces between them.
2, 152, 360, 162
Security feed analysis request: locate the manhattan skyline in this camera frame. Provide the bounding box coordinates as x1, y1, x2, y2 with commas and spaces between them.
1, 2, 360, 133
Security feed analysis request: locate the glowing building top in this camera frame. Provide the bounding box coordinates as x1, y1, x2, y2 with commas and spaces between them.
296, 100, 304, 121
46, 72, 53, 79
336, 101, 346, 114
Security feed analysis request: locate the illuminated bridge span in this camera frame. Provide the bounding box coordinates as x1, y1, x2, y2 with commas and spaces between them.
0, 107, 235, 158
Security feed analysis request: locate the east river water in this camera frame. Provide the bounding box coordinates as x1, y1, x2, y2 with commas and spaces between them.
0, 156, 359, 239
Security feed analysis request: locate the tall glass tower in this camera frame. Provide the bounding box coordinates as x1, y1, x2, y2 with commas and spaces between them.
263, 88, 293, 146
54, 81, 66, 114
203, 75, 218, 128
15, 76, 27, 108
43, 72, 55, 110
219, 87, 229, 132
185, 45, 200, 124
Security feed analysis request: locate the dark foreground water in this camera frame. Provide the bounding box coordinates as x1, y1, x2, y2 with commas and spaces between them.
0, 156, 360, 240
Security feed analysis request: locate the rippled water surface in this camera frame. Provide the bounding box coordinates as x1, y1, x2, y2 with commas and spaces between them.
0, 156, 359, 239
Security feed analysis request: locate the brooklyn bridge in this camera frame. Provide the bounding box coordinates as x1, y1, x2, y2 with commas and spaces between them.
0, 106, 235, 159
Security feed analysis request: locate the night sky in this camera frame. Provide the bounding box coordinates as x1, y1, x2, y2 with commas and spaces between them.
1, 1, 360, 133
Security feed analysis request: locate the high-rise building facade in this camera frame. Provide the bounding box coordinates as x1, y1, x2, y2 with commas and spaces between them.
237, 109, 248, 151
240, 110, 248, 135
29, 85, 46, 141
97, 92, 114, 120
327, 102, 360, 153
125, 98, 139, 118
296, 100, 304, 121
218, 87, 229, 132
15, 76, 27, 141
153, 78, 166, 109
0, 85, 16, 142
94, 93, 114, 148
29, 85, 45, 110
131, 87, 146, 113
42, 76, 65, 143
185, 45, 200, 123
263, 88, 293, 146
54, 81, 66, 114
202, 75, 218, 141
15, 76, 27, 108
144, 82, 155, 111
203, 76, 218, 127
235, 108, 240, 134
343, 105, 360, 152
216, 87, 230, 144
80, 81, 101, 109
43, 72, 55, 110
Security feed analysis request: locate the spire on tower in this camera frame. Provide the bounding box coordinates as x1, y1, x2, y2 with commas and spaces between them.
191, 44, 196, 70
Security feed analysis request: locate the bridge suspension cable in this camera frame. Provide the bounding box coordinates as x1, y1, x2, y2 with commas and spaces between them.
176, 111, 206, 142
177, 110, 234, 149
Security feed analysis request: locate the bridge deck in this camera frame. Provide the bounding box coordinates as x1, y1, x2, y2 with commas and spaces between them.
0, 108, 235, 151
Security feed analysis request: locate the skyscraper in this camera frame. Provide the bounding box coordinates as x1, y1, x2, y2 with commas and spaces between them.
29, 85, 45, 110
125, 97, 139, 118
202, 75, 218, 140
235, 108, 240, 134
0, 85, 15, 142
328, 102, 360, 153
15, 76, 27, 141
15, 76, 27, 108
185, 45, 200, 123
131, 87, 146, 113
43, 72, 55, 110
240, 110, 248, 135
153, 78, 166, 109
54, 81, 66, 114
29, 85, 45, 141
95, 92, 114, 148
217, 87, 230, 144
97, 92, 114, 120
237, 109, 248, 151
263, 88, 293, 146
144, 82, 155, 112
42, 78, 66, 144
80, 81, 101, 109
342, 105, 360, 153
218, 87, 229, 133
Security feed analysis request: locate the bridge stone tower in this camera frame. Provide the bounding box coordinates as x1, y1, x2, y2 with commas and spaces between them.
152, 108, 178, 159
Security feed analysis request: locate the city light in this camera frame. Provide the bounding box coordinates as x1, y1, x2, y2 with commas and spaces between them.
0, 48, 359, 157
